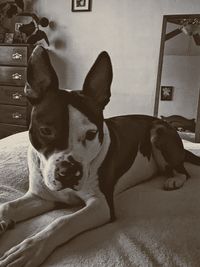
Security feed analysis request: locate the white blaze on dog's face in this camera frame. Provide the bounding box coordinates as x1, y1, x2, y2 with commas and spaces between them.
68, 105, 101, 162
26, 46, 113, 191
41, 104, 104, 191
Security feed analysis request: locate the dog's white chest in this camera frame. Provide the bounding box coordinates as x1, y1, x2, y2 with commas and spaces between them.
115, 152, 157, 194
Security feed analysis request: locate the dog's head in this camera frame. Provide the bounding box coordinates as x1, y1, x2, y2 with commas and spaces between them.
25, 46, 112, 191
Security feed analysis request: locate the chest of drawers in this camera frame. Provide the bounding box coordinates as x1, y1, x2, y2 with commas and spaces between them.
0, 44, 33, 139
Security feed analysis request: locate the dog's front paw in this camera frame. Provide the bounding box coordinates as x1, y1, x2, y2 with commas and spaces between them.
0, 235, 53, 267
164, 175, 187, 191
0, 217, 15, 234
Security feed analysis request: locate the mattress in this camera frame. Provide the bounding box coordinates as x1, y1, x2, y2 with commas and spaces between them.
0, 131, 200, 266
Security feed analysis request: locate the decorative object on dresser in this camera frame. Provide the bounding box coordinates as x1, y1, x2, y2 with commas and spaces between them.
0, 44, 33, 139
0, 0, 50, 46
18, 13, 50, 45
0, 0, 24, 36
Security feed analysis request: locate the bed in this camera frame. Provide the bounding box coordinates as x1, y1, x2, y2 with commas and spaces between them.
178, 131, 196, 143
0, 131, 200, 266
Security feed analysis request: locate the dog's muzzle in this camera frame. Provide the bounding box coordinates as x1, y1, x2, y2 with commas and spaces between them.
55, 156, 83, 190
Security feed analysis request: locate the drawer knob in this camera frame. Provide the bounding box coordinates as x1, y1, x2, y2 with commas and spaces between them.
12, 53, 22, 60
12, 73, 22, 80
12, 112, 22, 119
12, 92, 23, 100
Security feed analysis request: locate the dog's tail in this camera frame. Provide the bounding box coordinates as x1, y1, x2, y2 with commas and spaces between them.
184, 149, 200, 165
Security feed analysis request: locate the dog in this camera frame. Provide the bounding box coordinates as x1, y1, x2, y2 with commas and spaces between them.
0, 46, 200, 267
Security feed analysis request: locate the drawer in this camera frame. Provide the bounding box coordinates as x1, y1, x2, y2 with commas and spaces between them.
0, 66, 26, 86
0, 104, 27, 126
0, 86, 27, 106
0, 46, 28, 66
0, 123, 27, 139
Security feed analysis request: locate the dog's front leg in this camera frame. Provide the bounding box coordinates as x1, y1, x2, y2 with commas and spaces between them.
0, 191, 55, 233
0, 194, 110, 267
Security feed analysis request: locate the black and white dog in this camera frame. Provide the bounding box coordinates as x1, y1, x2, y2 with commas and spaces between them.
0, 46, 199, 267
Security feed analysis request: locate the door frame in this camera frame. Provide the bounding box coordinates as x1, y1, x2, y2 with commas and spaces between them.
153, 14, 200, 142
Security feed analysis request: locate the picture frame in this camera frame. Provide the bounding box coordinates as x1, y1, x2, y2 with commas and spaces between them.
72, 0, 92, 12
13, 22, 26, 44
160, 86, 173, 101
15, 23, 23, 33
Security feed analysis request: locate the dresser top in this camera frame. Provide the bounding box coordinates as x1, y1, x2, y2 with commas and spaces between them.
0, 44, 33, 47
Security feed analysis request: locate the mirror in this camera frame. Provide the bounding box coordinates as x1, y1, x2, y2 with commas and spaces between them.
154, 14, 200, 143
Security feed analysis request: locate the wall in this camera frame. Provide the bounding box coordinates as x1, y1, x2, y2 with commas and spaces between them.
159, 55, 200, 118
32, 0, 200, 118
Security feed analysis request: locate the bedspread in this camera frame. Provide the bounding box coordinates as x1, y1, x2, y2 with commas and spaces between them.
0, 132, 200, 267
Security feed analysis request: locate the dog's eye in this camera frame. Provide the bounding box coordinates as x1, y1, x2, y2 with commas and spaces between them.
85, 130, 98, 141
39, 126, 53, 136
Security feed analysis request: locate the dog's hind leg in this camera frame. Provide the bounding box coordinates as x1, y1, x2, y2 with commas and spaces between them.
163, 164, 190, 190
0, 191, 56, 234
151, 120, 189, 190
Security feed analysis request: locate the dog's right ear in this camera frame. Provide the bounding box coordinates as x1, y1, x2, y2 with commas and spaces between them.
82, 51, 113, 110
25, 46, 59, 105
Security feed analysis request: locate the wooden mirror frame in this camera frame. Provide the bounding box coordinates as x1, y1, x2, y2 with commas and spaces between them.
153, 14, 200, 143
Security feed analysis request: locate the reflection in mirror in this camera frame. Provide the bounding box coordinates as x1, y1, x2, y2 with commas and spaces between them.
154, 15, 200, 143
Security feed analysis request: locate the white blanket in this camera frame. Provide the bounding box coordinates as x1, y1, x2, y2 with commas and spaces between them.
0, 132, 200, 267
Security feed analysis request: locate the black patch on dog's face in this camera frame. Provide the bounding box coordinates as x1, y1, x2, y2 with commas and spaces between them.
29, 90, 69, 156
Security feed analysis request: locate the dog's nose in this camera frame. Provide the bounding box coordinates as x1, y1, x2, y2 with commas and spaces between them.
55, 159, 82, 189
57, 161, 75, 177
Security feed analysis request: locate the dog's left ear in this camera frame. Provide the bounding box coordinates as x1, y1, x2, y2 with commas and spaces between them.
82, 51, 113, 110
25, 46, 59, 104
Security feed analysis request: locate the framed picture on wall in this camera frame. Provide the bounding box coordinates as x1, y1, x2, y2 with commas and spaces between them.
72, 0, 92, 12
160, 86, 173, 101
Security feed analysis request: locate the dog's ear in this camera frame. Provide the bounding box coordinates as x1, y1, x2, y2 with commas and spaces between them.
25, 46, 59, 104
82, 51, 113, 110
